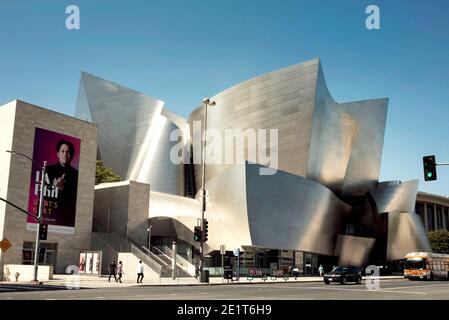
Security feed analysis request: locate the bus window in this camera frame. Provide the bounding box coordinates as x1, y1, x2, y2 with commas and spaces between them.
404, 258, 426, 270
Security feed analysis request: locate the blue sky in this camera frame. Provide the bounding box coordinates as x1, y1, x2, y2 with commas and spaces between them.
1, 0, 448, 195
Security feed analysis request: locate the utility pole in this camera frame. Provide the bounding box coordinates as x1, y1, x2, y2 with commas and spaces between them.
199, 98, 215, 283
6, 150, 46, 283
33, 161, 47, 283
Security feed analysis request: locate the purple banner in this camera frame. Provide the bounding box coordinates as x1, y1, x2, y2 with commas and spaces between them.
27, 128, 81, 230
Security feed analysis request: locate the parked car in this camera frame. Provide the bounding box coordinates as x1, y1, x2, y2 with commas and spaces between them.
324, 266, 362, 285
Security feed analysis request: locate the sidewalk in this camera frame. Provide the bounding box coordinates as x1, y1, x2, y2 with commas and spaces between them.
32, 274, 404, 289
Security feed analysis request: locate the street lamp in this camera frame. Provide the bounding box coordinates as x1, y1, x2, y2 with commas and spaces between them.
6, 150, 46, 283
147, 225, 152, 251
199, 98, 215, 282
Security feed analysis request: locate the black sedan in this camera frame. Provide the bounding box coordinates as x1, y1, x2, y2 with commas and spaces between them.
323, 266, 362, 285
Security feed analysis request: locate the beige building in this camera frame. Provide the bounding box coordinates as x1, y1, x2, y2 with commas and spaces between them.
0, 100, 97, 274
416, 192, 449, 232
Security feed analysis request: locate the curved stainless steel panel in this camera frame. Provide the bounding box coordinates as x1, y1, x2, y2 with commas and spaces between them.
369, 179, 431, 259
188, 58, 388, 198
370, 180, 419, 214
189, 58, 321, 188
387, 211, 431, 260
75, 72, 186, 195
245, 163, 351, 255
335, 235, 376, 266
307, 63, 388, 195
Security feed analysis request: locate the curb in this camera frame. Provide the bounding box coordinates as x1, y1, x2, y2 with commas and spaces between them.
38, 276, 404, 289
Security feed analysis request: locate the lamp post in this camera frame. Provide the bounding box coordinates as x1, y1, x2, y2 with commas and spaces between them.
199, 98, 215, 283
6, 150, 46, 283
147, 225, 152, 251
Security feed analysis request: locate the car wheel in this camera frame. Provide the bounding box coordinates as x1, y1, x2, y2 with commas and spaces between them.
340, 277, 347, 285
356, 276, 362, 284
324, 280, 330, 285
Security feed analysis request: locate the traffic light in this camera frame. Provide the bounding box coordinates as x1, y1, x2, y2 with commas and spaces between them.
39, 223, 48, 240
203, 219, 209, 243
423, 155, 437, 181
194, 226, 202, 242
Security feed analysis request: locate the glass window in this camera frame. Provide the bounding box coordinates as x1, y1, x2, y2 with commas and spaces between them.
404, 258, 426, 270
22, 241, 57, 266
437, 206, 443, 230
416, 203, 425, 225
444, 208, 449, 231
427, 205, 435, 231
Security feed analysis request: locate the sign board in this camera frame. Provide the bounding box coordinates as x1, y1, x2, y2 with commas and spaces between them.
0, 238, 12, 252
220, 245, 226, 255
27, 127, 81, 235
233, 248, 240, 257
248, 268, 263, 277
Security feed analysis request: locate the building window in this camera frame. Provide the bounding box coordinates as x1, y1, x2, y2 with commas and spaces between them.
416, 203, 425, 225
437, 206, 443, 230
22, 241, 58, 266
346, 224, 354, 235
427, 205, 435, 231
444, 208, 449, 231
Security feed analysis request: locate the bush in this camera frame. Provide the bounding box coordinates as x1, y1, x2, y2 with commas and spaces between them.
428, 230, 449, 254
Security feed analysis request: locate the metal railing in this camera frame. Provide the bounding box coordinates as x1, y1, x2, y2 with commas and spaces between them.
130, 243, 163, 274
139, 245, 169, 267
159, 266, 181, 284
163, 246, 196, 277
92, 231, 166, 275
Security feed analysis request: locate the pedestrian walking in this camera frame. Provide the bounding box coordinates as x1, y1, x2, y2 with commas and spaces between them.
318, 265, 324, 277
194, 261, 199, 279
108, 260, 117, 282
117, 261, 124, 283
137, 260, 144, 283
292, 266, 299, 280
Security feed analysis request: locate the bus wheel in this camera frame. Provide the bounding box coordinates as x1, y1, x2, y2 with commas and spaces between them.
429, 272, 434, 281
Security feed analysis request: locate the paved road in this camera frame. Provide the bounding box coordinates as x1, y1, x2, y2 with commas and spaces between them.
0, 284, 69, 294
1, 279, 449, 300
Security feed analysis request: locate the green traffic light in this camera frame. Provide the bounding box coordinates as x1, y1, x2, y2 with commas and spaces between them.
427, 172, 433, 178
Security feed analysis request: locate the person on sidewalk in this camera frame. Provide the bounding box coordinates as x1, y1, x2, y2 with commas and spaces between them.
108, 260, 117, 283
117, 261, 124, 283
318, 265, 324, 277
292, 266, 299, 280
136, 260, 144, 283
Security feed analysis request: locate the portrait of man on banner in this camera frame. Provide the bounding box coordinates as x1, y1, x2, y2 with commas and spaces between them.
27, 128, 81, 233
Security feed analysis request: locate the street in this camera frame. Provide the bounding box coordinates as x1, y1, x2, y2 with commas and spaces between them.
1, 279, 449, 300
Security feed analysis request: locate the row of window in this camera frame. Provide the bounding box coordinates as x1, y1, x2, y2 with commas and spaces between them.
428, 260, 449, 271
416, 202, 449, 232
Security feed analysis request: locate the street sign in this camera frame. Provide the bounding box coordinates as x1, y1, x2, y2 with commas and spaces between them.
233, 248, 240, 257
0, 238, 12, 252
220, 245, 226, 255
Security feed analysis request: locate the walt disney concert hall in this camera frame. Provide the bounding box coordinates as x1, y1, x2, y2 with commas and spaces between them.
75, 58, 430, 275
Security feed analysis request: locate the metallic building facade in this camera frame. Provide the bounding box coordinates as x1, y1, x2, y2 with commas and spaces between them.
75, 72, 187, 196
78, 58, 431, 266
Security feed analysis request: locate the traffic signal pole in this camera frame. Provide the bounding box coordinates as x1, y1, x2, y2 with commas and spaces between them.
423, 155, 449, 182
198, 98, 215, 283
33, 161, 46, 283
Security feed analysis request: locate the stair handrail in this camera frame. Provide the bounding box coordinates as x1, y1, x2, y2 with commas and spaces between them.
163, 245, 196, 276
138, 245, 170, 267
130, 243, 163, 273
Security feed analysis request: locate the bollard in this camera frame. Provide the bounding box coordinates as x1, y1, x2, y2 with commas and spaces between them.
15, 272, 20, 282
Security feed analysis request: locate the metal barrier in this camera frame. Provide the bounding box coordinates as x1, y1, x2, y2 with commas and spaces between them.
159, 266, 180, 285
130, 244, 163, 274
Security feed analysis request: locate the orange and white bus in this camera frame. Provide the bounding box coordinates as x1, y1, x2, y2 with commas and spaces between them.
404, 252, 449, 280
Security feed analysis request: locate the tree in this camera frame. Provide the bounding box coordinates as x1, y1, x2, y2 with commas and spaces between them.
428, 230, 449, 254
95, 160, 121, 184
